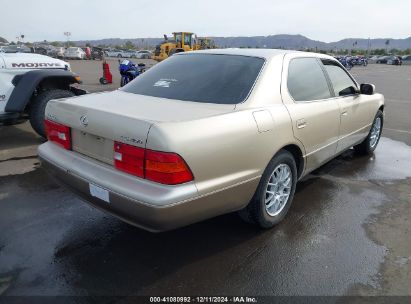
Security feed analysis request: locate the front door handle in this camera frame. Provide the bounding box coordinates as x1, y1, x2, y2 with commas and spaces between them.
296, 119, 307, 129
341, 108, 348, 116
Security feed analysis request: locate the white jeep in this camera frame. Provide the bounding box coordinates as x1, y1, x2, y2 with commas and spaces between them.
0, 52, 86, 137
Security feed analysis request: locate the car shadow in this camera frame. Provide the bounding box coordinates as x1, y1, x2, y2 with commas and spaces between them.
0, 123, 44, 150
42, 141, 401, 296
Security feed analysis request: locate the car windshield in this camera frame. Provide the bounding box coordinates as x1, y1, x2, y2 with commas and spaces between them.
121, 54, 265, 104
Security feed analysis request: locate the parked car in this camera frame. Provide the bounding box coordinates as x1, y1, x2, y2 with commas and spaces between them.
0, 52, 85, 137
1, 44, 31, 53
105, 49, 132, 58
51, 47, 66, 59
39, 49, 384, 232
387, 56, 402, 65
402, 55, 411, 63
31, 45, 48, 55
133, 50, 152, 59
64, 47, 86, 59
376, 56, 390, 64
91, 47, 104, 60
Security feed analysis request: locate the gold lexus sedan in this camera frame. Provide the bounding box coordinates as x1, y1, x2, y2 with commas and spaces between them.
38, 49, 384, 232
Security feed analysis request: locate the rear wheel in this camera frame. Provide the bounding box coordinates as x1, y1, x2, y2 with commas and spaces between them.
29, 89, 74, 138
354, 110, 383, 155
239, 150, 297, 228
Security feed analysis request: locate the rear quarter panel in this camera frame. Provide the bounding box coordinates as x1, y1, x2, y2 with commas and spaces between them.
146, 105, 297, 197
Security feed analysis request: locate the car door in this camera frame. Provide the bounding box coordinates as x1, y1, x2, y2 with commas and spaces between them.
320, 59, 371, 153
281, 55, 341, 174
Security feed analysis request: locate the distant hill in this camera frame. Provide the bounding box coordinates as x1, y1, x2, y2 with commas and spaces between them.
0, 36, 8, 44
68, 34, 411, 50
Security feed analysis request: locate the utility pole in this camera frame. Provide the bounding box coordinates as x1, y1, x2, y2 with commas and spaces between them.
385, 39, 390, 54
367, 37, 371, 56
64, 32, 71, 48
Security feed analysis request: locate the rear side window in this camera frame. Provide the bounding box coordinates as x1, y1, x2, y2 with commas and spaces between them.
287, 57, 332, 101
322, 60, 357, 96
121, 54, 265, 104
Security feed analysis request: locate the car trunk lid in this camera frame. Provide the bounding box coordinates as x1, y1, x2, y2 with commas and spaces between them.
45, 90, 235, 163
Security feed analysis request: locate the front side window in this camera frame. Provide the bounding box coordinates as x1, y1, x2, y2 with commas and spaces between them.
184, 34, 192, 46
322, 60, 357, 96
287, 58, 332, 102
121, 54, 264, 104
175, 33, 182, 43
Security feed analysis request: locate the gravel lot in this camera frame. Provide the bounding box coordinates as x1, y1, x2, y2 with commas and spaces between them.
0, 62, 410, 300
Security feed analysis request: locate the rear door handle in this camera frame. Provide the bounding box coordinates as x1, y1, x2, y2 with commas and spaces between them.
296, 119, 307, 129
341, 108, 348, 116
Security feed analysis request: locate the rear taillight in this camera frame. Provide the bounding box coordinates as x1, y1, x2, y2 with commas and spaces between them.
44, 119, 71, 150
145, 149, 194, 185
113, 142, 194, 185
114, 142, 144, 178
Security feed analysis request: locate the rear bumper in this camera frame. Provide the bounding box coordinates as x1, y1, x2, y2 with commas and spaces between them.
38, 142, 259, 232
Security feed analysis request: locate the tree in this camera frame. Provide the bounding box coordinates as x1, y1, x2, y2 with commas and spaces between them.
124, 40, 134, 50
50, 41, 61, 47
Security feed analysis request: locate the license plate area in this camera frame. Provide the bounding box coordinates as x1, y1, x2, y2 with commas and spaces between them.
72, 130, 114, 165
89, 183, 110, 203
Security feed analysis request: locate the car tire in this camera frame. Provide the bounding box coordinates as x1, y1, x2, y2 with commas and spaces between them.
29, 89, 75, 138
354, 110, 383, 155
239, 150, 298, 229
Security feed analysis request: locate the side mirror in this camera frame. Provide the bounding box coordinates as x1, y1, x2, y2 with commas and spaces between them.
339, 86, 360, 96
360, 83, 375, 95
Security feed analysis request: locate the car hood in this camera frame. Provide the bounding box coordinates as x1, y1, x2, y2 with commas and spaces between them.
1, 53, 69, 69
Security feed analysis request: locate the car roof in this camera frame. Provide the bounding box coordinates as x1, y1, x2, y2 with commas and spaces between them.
179, 48, 334, 60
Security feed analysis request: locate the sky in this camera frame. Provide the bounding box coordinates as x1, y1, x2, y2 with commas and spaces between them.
1, 0, 410, 43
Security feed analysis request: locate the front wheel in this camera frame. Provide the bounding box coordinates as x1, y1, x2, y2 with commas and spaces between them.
354, 110, 383, 155
239, 150, 298, 228
99, 77, 108, 85
29, 89, 75, 138
120, 76, 128, 87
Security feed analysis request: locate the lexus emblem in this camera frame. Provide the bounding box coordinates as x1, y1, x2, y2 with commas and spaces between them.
80, 115, 88, 127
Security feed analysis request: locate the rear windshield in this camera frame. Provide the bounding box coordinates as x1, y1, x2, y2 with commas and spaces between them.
121, 54, 265, 104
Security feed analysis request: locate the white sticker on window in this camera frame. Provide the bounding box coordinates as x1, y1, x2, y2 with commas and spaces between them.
153, 78, 177, 88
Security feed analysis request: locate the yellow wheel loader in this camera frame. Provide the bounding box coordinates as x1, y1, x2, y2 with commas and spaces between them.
153, 32, 216, 62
